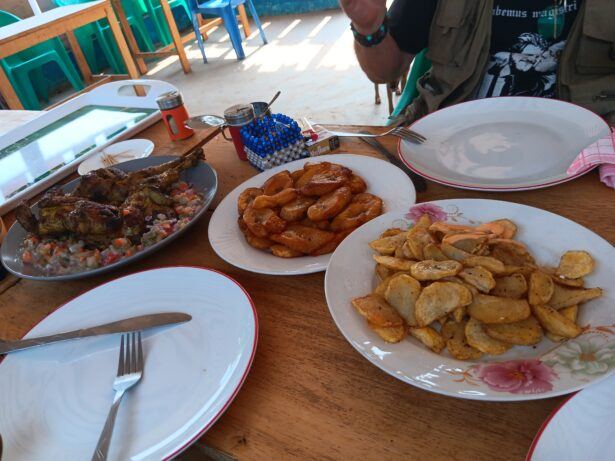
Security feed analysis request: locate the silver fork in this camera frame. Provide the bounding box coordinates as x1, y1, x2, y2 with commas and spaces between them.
92, 332, 144, 461
327, 126, 427, 144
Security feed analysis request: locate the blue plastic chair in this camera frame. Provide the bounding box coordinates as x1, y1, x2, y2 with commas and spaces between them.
188, 0, 267, 62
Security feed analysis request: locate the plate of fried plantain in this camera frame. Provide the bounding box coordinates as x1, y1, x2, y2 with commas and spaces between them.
208, 154, 416, 275
325, 199, 615, 401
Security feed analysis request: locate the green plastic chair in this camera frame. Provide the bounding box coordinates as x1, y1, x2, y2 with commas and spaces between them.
387, 49, 431, 125
53, 0, 124, 74
0, 10, 84, 110
52, 0, 158, 76
139, 0, 192, 46
118, 0, 157, 51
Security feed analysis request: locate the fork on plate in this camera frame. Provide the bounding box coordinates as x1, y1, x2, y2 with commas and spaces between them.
326, 126, 427, 144
91, 332, 144, 461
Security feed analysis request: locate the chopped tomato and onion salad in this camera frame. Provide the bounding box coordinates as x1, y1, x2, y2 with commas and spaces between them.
21, 182, 204, 275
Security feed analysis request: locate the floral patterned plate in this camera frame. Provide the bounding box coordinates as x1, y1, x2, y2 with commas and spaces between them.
324, 199, 615, 401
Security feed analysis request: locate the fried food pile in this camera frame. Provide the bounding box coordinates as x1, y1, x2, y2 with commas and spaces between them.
15, 149, 203, 247
237, 162, 383, 257
352, 214, 603, 360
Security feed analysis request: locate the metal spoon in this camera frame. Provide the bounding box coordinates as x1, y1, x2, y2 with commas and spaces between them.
256, 91, 281, 120
185, 114, 226, 130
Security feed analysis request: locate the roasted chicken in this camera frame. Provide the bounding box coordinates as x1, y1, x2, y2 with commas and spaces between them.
72, 148, 202, 205
15, 149, 204, 247
16, 191, 122, 245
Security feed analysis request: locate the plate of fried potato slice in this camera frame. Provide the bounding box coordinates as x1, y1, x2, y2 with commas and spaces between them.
209, 154, 416, 275
324, 199, 615, 401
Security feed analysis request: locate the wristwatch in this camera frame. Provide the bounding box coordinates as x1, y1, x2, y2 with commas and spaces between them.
351, 15, 388, 48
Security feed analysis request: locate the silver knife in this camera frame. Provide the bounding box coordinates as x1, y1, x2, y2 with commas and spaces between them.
0, 312, 192, 354
360, 136, 428, 192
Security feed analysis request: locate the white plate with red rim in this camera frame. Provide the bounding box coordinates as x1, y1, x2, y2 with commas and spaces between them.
324, 199, 615, 401
208, 154, 416, 275
397, 97, 610, 191
526, 374, 615, 460
0, 266, 257, 460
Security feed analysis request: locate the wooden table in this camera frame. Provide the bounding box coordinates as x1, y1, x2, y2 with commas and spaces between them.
0, 0, 140, 110
111, 0, 253, 76
1, 120, 614, 460
111, 0, 191, 75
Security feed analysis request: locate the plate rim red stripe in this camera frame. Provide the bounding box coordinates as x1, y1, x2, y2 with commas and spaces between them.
524, 392, 576, 461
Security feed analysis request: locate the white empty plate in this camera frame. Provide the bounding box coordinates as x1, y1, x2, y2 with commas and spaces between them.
0, 267, 257, 460
78, 139, 155, 175
208, 154, 416, 275
398, 97, 610, 191
527, 374, 615, 460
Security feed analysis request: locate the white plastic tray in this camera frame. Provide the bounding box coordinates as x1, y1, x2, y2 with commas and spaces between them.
0, 79, 176, 214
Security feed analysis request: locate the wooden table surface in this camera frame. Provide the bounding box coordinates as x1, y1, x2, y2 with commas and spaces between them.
1, 121, 614, 461
0, 2, 105, 43
0, 0, 139, 110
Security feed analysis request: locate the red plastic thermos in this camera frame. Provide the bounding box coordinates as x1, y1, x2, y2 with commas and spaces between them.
156, 91, 194, 141
224, 104, 255, 161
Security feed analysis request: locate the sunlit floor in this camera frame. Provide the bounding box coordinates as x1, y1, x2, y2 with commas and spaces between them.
146, 9, 398, 126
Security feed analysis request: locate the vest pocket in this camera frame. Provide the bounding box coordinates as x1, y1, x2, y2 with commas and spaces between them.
427, 0, 473, 67
576, 2, 615, 73
566, 75, 615, 115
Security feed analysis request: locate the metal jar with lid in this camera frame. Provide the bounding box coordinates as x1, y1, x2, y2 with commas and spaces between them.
224, 104, 255, 161
156, 91, 194, 141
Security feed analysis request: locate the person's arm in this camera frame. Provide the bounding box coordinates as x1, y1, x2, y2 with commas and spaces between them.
354, 34, 414, 84
341, 0, 435, 84
341, 0, 413, 83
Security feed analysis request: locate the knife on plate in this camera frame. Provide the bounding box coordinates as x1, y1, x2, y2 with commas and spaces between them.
0, 312, 192, 354
359, 136, 427, 193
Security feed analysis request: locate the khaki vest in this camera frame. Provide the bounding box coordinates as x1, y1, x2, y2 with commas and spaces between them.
403, 0, 615, 124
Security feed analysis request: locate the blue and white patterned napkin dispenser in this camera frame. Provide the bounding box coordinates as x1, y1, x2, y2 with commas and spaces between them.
240, 114, 309, 171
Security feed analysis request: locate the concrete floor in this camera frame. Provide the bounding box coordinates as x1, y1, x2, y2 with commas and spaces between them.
145, 9, 396, 126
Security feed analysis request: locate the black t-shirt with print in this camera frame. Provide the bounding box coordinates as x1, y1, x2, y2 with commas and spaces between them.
388, 0, 582, 98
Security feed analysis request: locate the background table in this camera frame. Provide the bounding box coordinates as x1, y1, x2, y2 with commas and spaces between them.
111, 0, 191, 75
0, 0, 140, 109
110, 0, 253, 76
0, 116, 614, 460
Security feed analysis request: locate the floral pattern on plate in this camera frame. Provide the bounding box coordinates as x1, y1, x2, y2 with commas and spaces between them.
393, 203, 480, 230
447, 329, 615, 394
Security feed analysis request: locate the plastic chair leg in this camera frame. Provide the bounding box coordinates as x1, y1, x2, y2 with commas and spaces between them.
246, 0, 267, 44
179, 1, 191, 22
145, 0, 172, 45
0, 61, 35, 110
131, 17, 156, 52
95, 22, 125, 74
191, 11, 207, 63
53, 45, 85, 91
160, 0, 192, 37
16, 71, 42, 110
221, 7, 245, 60
75, 28, 101, 74
30, 67, 49, 103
